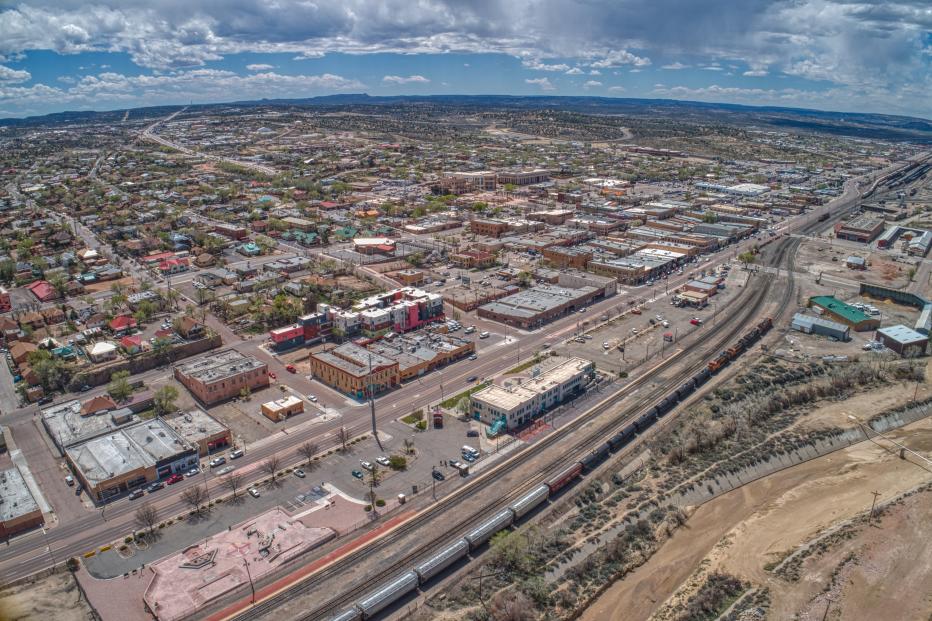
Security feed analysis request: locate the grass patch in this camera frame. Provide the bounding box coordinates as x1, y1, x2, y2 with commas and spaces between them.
440, 382, 490, 409
505, 356, 545, 375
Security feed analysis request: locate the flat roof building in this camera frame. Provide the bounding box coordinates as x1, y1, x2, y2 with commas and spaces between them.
834, 216, 885, 243
0, 467, 43, 538
309, 343, 400, 400
471, 358, 595, 430
174, 349, 269, 405
876, 325, 928, 357
66, 419, 198, 503
42, 400, 137, 451
261, 396, 304, 422
164, 410, 232, 457
478, 284, 605, 329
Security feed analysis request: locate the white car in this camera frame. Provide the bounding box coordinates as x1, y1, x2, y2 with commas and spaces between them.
360, 460, 374, 471
602, 342, 610, 349
248, 487, 260, 498
307, 394, 318, 402
376, 456, 390, 467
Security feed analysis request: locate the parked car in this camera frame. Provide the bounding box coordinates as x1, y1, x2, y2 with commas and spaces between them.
307, 394, 318, 402
478, 331, 490, 339
248, 487, 260, 498
360, 460, 374, 471
285, 364, 296, 373
464, 326, 476, 334
268, 372, 277, 380
690, 318, 703, 326
166, 473, 183, 485
631, 308, 642, 315
65, 475, 74, 486
468, 354, 478, 360
432, 470, 445, 481
209, 456, 226, 468
229, 449, 244, 459
186, 467, 200, 477
375, 456, 390, 467
294, 468, 306, 478
466, 430, 480, 437
602, 342, 610, 349
128, 490, 145, 500
351, 470, 364, 480
147, 482, 164, 493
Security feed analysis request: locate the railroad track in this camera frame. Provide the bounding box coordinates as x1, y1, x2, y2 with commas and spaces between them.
229, 240, 800, 621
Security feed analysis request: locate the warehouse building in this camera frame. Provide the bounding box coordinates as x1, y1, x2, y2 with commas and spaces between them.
0, 466, 43, 538
834, 216, 885, 243
309, 343, 400, 400
471, 358, 595, 430
66, 419, 198, 503
875, 325, 928, 357
477, 284, 605, 329
174, 349, 269, 405
42, 400, 136, 451
808, 296, 880, 332
790, 313, 851, 341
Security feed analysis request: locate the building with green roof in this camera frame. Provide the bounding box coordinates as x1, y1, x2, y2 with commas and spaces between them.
808, 296, 880, 331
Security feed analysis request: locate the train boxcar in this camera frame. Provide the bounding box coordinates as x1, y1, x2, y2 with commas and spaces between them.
509, 485, 550, 519
758, 317, 773, 333
413, 539, 469, 583
546, 463, 583, 494
330, 609, 363, 621
692, 368, 712, 386
355, 571, 419, 619
580, 444, 610, 472
464, 509, 514, 549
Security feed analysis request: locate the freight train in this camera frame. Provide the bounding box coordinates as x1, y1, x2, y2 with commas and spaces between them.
329, 318, 773, 621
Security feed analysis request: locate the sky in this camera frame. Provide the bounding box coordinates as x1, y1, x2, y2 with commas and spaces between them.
0, 1, 929, 120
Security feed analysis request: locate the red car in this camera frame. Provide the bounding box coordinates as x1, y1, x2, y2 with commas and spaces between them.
285, 364, 296, 373
631, 308, 642, 315
166, 473, 184, 485
268, 371, 277, 380
690, 318, 703, 326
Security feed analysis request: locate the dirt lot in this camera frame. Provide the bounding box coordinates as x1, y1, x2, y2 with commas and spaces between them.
580, 401, 932, 621
204, 384, 292, 443
0, 569, 97, 621
796, 237, 911, 290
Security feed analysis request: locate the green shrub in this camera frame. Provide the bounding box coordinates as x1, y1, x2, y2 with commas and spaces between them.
375, 499, 386, 507
364, 504, 372, 512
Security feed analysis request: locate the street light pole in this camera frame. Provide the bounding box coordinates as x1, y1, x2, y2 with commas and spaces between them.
243, 558, 256, 604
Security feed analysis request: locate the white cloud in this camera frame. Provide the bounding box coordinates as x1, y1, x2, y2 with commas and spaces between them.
0, 65, 30, 83
293, 51, 325, 60
246, 63, 275, 71
589, 69, 601, 75
0, 69, 364, 114
525, 77, 555, 91
382, 74, 430, 84
565, 67, 583, 75
591, 49, 651, 69
700, 64, 723, 71
743, 69, 768, 77
522, 59, 570, 72
661, 62, 689, 70
583, 80, 602, 89
608, 85, 626, 93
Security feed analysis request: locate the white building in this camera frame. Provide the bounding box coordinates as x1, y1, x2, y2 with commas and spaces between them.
471, 357, 595, 430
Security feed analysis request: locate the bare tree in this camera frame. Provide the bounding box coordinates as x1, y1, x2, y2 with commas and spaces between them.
261, 455, 282, 484
489, 590, 536, 621
403, 438, 414, 455
181, 485, 209, 515
222, 472, 245, 499
134, 502, 159, 537
338, 426, 348, 451
298, 441, 319, 466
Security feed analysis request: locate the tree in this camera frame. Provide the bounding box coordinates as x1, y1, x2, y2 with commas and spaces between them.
298, 441, 319, 466
261, 455, 281, 484
907, 267, 917, 282
516, 271, 532, 287
702, 212, 718, 223
489, 531, 532, 573
181, 485, 209, 515
388, 455, 407, 470
48, 273, 68, 300
222, 472, 245, 499
489, 590, 536, 621
338, 426, 348, 451
108, 370, 133, 402
154, 385, 178, 416
402, 438, 414, 455
134, 502, 159, 537
152, 336, 172, 362
738, 251, 756, 268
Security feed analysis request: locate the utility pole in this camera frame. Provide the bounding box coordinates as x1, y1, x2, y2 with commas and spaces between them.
242, 557, 255, 604
868, 490, 881, 525
367, 353, 384, 450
